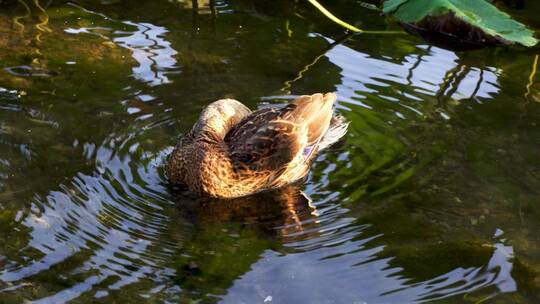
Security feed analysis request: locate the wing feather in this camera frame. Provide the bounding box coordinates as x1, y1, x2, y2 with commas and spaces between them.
224, 93, 340, 188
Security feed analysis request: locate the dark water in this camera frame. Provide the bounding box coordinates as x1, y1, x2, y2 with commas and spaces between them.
0, 0, 539, 303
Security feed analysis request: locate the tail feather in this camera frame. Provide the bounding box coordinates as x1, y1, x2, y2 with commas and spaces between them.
285, 93, 336, 147
318, 114, 349, 151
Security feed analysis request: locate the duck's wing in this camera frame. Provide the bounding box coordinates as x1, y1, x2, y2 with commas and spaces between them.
225, 106, 289, 146
225, 93, 338, 183
226, 105, 303, 171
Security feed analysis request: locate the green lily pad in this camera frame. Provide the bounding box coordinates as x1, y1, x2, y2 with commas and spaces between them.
383, 0, 538, 47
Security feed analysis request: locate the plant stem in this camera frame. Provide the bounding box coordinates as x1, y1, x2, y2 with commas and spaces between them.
307, 0, 363, 33
525, 54, 538, 98
306, 0, 405, 35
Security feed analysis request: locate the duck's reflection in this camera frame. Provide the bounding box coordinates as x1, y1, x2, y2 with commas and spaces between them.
174, 185, 318, 240
171, 185, 321, 300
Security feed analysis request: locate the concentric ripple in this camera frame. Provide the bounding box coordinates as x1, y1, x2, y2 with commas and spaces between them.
0, 114, 185, 302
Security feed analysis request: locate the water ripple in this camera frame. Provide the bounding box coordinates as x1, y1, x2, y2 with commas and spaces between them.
64, 5, 181, 87
0, 113, 187, 302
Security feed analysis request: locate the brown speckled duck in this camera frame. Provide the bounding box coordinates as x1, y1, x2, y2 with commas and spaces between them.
166, 93, 348, 199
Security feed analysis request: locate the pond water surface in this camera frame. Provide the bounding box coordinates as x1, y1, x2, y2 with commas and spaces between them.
0, 0, 540, 303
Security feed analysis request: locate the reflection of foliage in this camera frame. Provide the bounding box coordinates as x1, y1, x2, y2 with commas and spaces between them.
281, 33, 354, 94
354, 86, 540, 300
382, 240, 494, 282
0, 4, 135, 205
337, 110, 422, 200
13, 0, 31, 34
11, 0, 52, 42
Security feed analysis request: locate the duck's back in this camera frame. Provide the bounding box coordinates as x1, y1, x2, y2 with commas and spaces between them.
225, 93, 341, 188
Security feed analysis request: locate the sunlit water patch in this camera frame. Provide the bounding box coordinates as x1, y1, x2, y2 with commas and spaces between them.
320, 35, 501, 118
114, 21, 179, 86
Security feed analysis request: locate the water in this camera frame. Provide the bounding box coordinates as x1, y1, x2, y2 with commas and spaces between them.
0, 0, 539, 303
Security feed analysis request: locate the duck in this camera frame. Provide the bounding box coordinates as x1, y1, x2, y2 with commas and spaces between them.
166, 92, 348, 199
